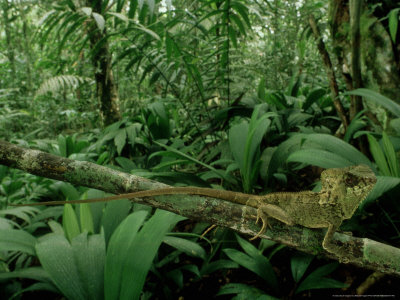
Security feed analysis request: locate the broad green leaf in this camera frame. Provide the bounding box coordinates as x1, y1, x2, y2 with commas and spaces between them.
59, 182, 80, 201
287, 149, 353, 168
13, 282, 59, 297
303, 134, 371, 166
266, 135, 304, 181
223, 248, 278, 290
258, 77, 266, 100
0, 229, 37, 255
291, 253, 314, 282
92, 12, 105, 31
228, 27, 238, 48
218, 283, 278, 299
296, 263, 347, 293
229, 121, 248, 172
236, 234, 260, 258
107, 12, 129, 22
229, 107, 275, 191
0, 267, 51, 283
230, 13, 246, 35
118, 210, 183, 300
115, 156, 137, 172
382, 132, 399, 177
63, 204, 81, 241
101, 199, 131, 245
343, 110, 367, 142
114, 129, 126, 155
346, 89, 400, 117
388, 8, 400, 42
367, 134, 390, 176
104, 211, 147, 300
126, 123, 141, 147
361, 176, 400, 208
231, 2, 251, 27
58, 135, 67, 157
296, 277, 348, 294
132, 24, 160, 40
47, 221, 64, 237
105, 210, 182, 300
287, 112, 312, 128
79, 203, 94, 234
81, 7, 92, 16
200, 260, 239, 275
72, 232, 105, 300
163, 236, 206, 260
36, 234, 87, 300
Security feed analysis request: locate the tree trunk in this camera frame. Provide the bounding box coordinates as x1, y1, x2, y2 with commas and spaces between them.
309, 14, 349, 130
86, 0, 121, 126
2, 0, 16, 85
349, 0, 363, 120
19, 4, 33, 93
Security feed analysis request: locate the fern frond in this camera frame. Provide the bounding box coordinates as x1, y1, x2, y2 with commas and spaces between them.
35, 75, 94, 97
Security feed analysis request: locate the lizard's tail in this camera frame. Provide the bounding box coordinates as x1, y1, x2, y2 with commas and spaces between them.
10, 187, 258, 207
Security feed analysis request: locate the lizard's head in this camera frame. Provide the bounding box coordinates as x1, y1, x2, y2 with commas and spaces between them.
320, 165, 377, 219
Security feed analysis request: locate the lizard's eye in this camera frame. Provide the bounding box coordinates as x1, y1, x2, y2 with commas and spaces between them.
345, 175, 356, 187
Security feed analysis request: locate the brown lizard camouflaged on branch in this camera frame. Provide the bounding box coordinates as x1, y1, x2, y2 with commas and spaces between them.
13, 165, 376, 254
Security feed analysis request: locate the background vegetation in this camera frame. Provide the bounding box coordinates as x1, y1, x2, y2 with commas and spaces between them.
0, 0, 399, 298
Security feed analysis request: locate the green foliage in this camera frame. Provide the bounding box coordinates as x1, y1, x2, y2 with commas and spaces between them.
62, 204, 81, 241
105, 210, 183, 300
367, 132, 399, 177
1, 0, 399, 298
346, 89, 400, 117
0, 228, 37, 255
223, 234, 278, 292
144, 101, 171, 140
220, 235, 347, 297
291, 254, 348, 294
294, 262, 348, 294
229, 105, 276, 192
218, 283, 278, 299
286, 133, 372, 168
388, 8, 400, 43
36, 232, 105, 300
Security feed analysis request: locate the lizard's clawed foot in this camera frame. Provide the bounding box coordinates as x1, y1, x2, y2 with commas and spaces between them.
249, 209, 269, 240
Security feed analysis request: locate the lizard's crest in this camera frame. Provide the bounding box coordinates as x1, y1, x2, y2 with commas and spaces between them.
320, 165, 376, 219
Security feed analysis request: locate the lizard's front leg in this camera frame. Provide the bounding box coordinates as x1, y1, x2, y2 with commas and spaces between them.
322, 223, 337, 252
250, 204, 295, 240
322, 223, 351, 263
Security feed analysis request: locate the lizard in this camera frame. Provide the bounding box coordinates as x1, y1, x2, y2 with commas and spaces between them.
12, 165, 376, 254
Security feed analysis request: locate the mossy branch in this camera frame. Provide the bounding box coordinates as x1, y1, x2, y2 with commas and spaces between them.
0, 140, 399, 277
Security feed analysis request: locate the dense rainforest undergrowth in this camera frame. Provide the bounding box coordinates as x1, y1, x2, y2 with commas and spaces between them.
0, 0, 400, 299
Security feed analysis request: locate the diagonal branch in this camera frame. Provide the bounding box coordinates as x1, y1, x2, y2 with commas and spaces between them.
0, 140, 399, 277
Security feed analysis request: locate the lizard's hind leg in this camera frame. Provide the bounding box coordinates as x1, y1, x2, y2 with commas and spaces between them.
250, 204, 295, 240
249, 209, 270, 240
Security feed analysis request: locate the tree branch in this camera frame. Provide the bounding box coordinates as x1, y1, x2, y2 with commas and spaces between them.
0, 140, 399, 277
